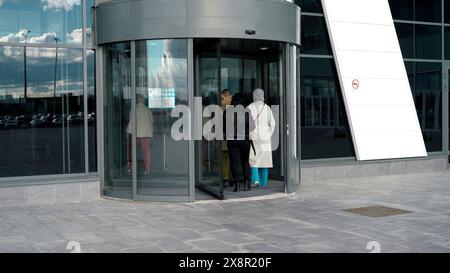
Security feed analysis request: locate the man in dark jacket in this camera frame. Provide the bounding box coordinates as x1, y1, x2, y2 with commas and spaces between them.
223, 92, 255, 192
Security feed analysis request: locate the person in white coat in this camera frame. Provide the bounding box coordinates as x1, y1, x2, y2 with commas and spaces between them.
247, 88, 276, 187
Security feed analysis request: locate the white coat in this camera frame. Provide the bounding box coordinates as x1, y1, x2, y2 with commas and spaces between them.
127, 103, 154, 138
247, 101, 276, 168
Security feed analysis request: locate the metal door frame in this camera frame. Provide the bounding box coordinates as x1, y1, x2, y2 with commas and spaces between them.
194, 39, 225, 200
444, 62, 450, 165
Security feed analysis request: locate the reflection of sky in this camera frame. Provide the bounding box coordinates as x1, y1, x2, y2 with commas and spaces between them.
0, 0, 82, 44
145, 40, 188, 103
147, 41, 164, 73
0, 46, 87, 99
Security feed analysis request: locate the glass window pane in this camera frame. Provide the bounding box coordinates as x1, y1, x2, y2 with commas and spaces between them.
445, 27, 450, 60
414, 62, 442, 152
395, 23, 414, 59
415, 0, 442, 23
87, 50, 96, 172
0, 0, 82, 45
86, 0, 94, 47
221, 57, 241, 94
415, 25, 442, 60
294, 0, 323, 13
103, 42, 132, 198
135, 39, 189, 196
388, 0, 414, 21
300, 58, 355, 159
446, 0, 450, 23
0, 46, 85, 178
301, 16, 332, 55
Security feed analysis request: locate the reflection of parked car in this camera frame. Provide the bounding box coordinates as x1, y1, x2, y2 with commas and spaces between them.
52, 118, 62, 127
30, 119, 44, 128
88, 112, 95, 124
15, 115, 26, 128
0, 118, 6, 129
4, 120, 18, 129
67, 112, 84, 125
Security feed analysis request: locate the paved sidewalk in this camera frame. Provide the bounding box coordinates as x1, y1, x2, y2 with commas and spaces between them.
1, 171, 450, 253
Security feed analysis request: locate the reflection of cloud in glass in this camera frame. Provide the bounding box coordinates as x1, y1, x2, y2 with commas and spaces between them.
0, 31, 83, 63
0, 29, 83, 45
42, 0, 81, 11
148, 40, 186, 89
67, 28, 82, 44
0, 45, 84, 99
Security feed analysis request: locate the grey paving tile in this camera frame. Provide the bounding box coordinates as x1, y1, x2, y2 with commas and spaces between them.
1, 171, 450, 253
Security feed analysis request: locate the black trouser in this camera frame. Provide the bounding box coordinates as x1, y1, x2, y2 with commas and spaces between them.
227, 140, 251, 183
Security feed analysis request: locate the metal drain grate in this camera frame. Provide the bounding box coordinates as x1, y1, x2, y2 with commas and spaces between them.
343, 205, 413, 218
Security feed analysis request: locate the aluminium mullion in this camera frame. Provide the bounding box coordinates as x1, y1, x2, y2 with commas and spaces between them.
83, 0, 89, 174
442, 0, 449, 154
131, 41, 137, 200
188, 38, 195, 202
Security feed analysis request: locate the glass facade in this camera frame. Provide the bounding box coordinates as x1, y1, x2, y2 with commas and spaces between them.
0, 0, 448, 186
446, 0, 450, 24
296, 0, 355, 160
389, 0, 442, 23
301, 15, 332, 55
295, 0, 449, 159
391, 0, 447, 154
406, 62, 443, 152
0, 1, 96, 179
0, 0, 82, 45
445, 27, 450, 60
300, 58, 354, 159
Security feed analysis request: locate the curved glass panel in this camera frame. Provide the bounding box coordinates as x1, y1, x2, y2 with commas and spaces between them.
134, 39, 189, 197
103, 42, 132, 199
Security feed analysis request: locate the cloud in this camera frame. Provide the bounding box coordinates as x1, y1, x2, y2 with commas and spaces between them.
28, 32, 58, 44
0, 31, 84, 64
41, 0, 81, 12
67, 28, 82, 44
0, 30, 58, 44
0, 0, 4, 7
0, 29, 27, 43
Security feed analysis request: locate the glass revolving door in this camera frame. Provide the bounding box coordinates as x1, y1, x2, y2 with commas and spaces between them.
194, 38, 292, 200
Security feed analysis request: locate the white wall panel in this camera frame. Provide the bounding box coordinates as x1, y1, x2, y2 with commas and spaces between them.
322, 0, 427, 161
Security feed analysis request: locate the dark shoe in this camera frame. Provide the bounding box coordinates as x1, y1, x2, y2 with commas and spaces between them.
223, 179, 230, 189
233, 182, 240, 192
243, 180, 251, 191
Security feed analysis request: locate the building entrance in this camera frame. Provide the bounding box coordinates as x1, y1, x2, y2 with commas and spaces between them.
194, 38, 294, 200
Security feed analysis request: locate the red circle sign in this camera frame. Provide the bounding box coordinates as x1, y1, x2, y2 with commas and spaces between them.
352, 79, 360, 90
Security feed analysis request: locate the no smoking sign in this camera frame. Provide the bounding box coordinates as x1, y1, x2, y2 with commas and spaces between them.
352, 79, 360, 90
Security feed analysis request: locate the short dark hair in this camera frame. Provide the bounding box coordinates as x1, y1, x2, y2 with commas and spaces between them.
221, 89, 232, 96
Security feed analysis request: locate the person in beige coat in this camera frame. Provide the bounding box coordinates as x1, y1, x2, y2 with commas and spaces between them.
127, 94, 154, 175
247, 89, 276, 187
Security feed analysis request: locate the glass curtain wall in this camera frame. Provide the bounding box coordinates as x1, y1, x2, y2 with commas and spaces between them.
295, 0, 355, 160
390, 0, 447, 155
294, 0, 449, 159
0, 0, 96, 179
